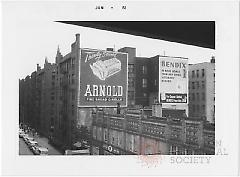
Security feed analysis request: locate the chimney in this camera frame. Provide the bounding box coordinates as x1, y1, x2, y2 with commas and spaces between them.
211, 56, 215, 63
37, 64, 41, 71
76, 33, 80, 47
55, 45, 62, 63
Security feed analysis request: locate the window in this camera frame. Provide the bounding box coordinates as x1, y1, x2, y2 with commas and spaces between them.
68, 75, 70, 84
104, 129, 108, 143
142, 78, 147, 88
142, 65, 147, 74
202, 69, 205, 77
192, 105, 195, 113
154, 79, 157, 86
202, 105, 205, 113
196, 81, 199, 89
72, 58, 75, 69
128, 64, 134, 73
192, 82, 195, 89
72, 90, 75, 100
72, 74, 75, 84
197, 93, 199, 100
60, 78, 62, 86
192, 93, 195, 101
112, 135, 115, 145
196, 70, 199, 78
128, 91, 134, 100
196, 105, 199, 112
192, 71, 195, 78
50, 117, 54, 126
128, 77, 134, 87
72, 105, 74, 115
202, 81, 205, 89
202, 92, 205, 101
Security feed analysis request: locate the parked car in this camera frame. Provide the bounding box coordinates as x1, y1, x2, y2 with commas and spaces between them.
28, 140, 38, 149
32, 145, 41, 155
37, 147, 48, 155
23, 134, 29, 142
19, 132, 25, 138
25, 137, 34, 145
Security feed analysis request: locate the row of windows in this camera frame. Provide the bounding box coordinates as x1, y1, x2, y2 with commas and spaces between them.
128, 64, 134, 73
127, 121, 139, 131
191, 104, 205, 113
190, 92, 205, 101
191, 69, 205, 78
128, 91, 134, 100
170, 128, 181, 140
59, 74, 75, 85
142, 78, 147, 88
204, 135, 215, 147
60, 58, 76, 73
191, 81, 205, 89
142, 65, 147, 74
128, 77, 134, 87
141, 78, 158, 88
143, 124, 165, 136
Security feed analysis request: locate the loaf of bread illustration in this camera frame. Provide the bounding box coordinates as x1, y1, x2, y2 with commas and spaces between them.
90, 58, 121, 80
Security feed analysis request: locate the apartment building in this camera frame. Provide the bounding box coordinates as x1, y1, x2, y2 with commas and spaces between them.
188, 57, 215, 123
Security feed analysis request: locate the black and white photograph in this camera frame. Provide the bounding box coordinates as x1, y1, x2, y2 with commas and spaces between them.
18, 21, 215, 156
1, 1, 239, 176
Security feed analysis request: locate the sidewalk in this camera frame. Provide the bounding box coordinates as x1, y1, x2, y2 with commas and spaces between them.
34, 135, 62, 155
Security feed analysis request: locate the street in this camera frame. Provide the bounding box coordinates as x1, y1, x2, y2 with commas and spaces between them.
19, 135, 62, 155
33, 136, 62, 155
19, 138, 33, 155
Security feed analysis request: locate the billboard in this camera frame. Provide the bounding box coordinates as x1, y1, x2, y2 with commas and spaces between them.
159, 56, 188, 104
78, 48, 128, 107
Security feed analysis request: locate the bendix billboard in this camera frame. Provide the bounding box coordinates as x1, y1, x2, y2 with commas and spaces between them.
78, 48, 128, 107
159, 56, 188, 104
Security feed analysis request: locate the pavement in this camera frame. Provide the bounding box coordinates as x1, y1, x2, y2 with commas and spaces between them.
19, 138, 33, 155
33, 136, 62, 155
19, 134, 62, 155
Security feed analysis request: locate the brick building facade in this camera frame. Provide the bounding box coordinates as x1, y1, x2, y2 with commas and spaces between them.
90, 109, 215, 155
188, 58, 215, 123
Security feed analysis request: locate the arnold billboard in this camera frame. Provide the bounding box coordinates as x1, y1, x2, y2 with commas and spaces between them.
159, 56, 188, 104
78, 48, 128, 107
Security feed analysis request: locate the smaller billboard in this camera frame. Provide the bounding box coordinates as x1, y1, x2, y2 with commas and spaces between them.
161, 93, 187, 103
159, 56, 188, 104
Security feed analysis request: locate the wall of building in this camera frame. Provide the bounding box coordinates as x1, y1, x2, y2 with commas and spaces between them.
118, 47, 136, 107
135, 57, 150, 107
91, 110, 215, 155
53, 34, 80, 149
188, 60, 215, 123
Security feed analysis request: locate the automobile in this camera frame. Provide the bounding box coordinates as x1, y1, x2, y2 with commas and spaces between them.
19, 132, 25, 138
32, 145, 41, 155
23, 134, 29, 142
37, 147, 48, 155
25, 137, 34, 145
28, 140, 38, 149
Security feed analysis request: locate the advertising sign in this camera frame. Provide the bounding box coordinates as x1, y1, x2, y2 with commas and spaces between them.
78, 48, 128, 107
159, 56, 188, 104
